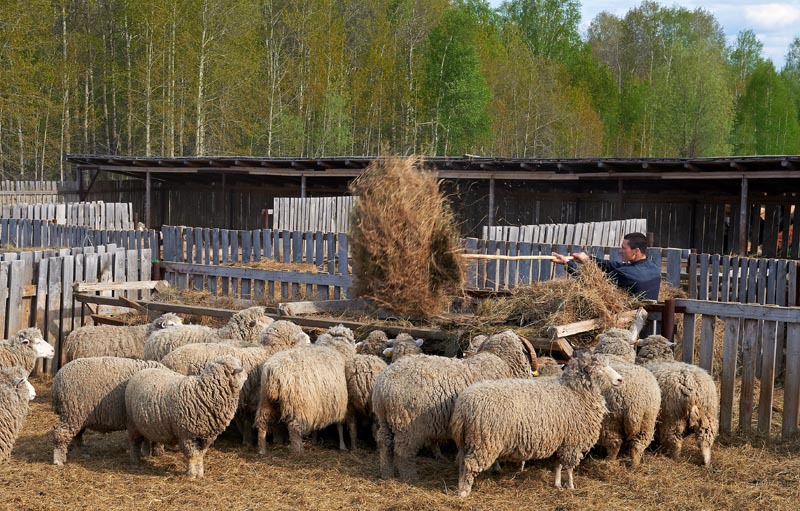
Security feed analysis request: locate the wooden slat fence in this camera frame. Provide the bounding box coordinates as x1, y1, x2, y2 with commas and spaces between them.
482, 219, 648, 246
675, 298, 800, 440
160, 226, 351, 301
1, 201, 134, 229
0, 245, 151, 374
0, 180, 60, 205
0, 219, 160, 259
272, 196, 355, 233
463, 238, 688, 291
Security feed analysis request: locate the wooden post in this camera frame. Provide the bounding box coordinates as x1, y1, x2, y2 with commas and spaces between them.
145, 170, 152, 229
221, 173, 228, 229
617, 178, 624, 220
661, 298, 675, 341
739, 176, 748, 256
488, 176, 495, 228
301, 174, 306, 198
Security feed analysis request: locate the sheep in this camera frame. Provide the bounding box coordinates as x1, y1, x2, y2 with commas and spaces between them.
593, 334, 661, 467
0, 367, 36, 462
160, 320, 311, 445
345, 354, 386, 450
536, 356, 564, 377
451, 352, 624, 496
0, 328, 54, 374
381, 334, 424, 362
143, 306, 273, 360
635, 334, 718, 466
63, 313, 183, 362
254, 325, 356, 454
355, 330, 389, 357
125, 355, 247, 478
51, 357, 167, 465
372, 329, 539, 480
462, 335, 488, 357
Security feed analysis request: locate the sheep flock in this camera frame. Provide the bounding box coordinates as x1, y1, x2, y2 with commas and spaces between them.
0, 310, 725, 499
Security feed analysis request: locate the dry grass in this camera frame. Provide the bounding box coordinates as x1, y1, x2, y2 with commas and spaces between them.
3, 378, 800, 511
222, 260, 319, 273
349, 156, 464, 318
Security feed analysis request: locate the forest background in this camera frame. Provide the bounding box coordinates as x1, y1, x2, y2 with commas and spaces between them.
2, 0, 800, 181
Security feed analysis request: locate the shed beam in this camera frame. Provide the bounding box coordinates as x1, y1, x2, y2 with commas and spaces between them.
488, 176, 496, 228
739, 176, 748, 256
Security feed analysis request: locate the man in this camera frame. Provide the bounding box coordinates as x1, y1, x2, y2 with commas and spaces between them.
552, 232, 661, 300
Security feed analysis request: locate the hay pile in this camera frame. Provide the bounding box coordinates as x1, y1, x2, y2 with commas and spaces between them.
349, 156, 464, 318
476, 262, 638, 339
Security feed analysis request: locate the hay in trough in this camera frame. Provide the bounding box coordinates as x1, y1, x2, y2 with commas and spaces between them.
348, 156, 464, 318
475, 261, 639, 339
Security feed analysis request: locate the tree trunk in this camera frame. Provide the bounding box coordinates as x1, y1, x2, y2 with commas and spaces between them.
195, 0, 209, 156
125, 14, 133, 154
168, 11, 176, 157
145, 23, 153, 156
102, 34, 111, 151
17, 116, 24, 176
60, 0, 70, 181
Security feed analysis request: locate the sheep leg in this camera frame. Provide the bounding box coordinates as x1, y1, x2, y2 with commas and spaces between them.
347, 413, 358, 451
235, 413, 254, 446
658, 423, 684, 460
565, 467, 575, 489
52, 423, 78, 466
311, 430, 319, 446
393, 433, 422, 481
601, 430, 623, 462
127, 427, 145, 464
431, 442, 447, 461
556, 449, 581, 489
554, 463, 577, 489
337, 423, 347, 451
376, 419, 395, 479
180, 439, 205, 479
554, 463, 563, 488
288, 424, 305, 453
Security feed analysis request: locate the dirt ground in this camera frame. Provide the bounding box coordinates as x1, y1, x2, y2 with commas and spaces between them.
1, 378, 800, 511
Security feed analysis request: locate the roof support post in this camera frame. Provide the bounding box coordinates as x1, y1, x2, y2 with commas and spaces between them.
145, 170, 152, 229
301, 173, 307, 198
739, 176, 748, 256
488, 176, 495, 228
617, 178, 624, 220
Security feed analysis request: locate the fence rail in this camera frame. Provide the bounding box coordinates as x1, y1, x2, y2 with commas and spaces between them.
272, 196, 355, 233
482, 218, 647, 246
0, 180, 60, 205
1, 201, 133, 230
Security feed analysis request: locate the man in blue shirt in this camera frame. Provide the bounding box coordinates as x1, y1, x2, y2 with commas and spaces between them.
552, 232, 661, 301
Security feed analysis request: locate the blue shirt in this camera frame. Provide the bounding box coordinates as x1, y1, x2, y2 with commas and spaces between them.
568, 257, 661, 300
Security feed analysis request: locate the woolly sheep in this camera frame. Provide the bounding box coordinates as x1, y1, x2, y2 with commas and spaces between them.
64, 313, 183, 362
51, 357, 166, 465
125, 355, 247, 478
462, 335, 488, 357
254, 325, 356, 454
0, 328, 54, 375
160, 320, 311, 445
451, 352, 624, 496
355, 330, 389, 357
372, 329, 539, 480
345, 354, 386, 450
143, 306, 273, 360
382, 334, 424, 361
536, 356, 564, 377
594, 335, 661, 467
0, 367, 35, 462
635, 335, 718, 466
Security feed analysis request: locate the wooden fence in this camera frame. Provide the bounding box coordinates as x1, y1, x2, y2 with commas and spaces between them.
0, 219, 159, 258
160, 226, 351, 301
1, 201, 134, 230
482, 219, 648, 246
675, 298, 800, 440
272, 196, 355, 233
0, 245, 152, 374
0, 180, 60, 205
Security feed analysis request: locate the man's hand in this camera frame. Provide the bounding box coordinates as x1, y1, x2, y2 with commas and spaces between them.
551, 253, 571, 265
571, 252, 590, 264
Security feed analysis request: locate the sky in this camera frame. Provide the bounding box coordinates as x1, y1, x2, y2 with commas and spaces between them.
487, 1, 800, 68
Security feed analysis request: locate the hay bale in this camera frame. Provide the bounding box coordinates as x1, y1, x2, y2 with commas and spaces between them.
348, 156, 464, 318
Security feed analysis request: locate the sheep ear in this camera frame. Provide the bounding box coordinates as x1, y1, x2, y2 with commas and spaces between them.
414, 339, 424, 347
248, 320, 257, 328
355, 342, 363, 353
382, 347, 394, 358
233, 367, 243, 375
13, 377, 24, 388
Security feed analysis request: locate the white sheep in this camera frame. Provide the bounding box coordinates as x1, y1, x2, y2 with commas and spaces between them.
594, 333, 661, 467
635, 334, 719, 466
160, 320, 311, 445
0, 367, 36, 462
125, 355, 247, 478
451, 352, 624, 496
355, 330, 389, 357
0, 328, 54, 374
64, 313, 183, 362
372, 329, 539, 480
143, 306, 273, 360
254, 325, 355, 454
51, 357, 167, 465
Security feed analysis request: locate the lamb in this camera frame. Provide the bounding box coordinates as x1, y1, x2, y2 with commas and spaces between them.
451, 352, 624, 496
344, 334, 426, 450
254, 325, 356, 454
593, 334, 661, 467
125, 355, 247, 478
51, 357, 166, 465
0, 367, 36, 462
635, 334, 719, 466
160, 320, 311, 445
0, 328, 55, 374
63, 313, 183, 362
372, 329, 539, 480
355, 330, 389, 357
536, 356, 564, 377
143, 306, 273, 360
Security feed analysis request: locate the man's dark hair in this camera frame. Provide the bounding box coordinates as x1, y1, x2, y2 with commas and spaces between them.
624, 232, 648, 254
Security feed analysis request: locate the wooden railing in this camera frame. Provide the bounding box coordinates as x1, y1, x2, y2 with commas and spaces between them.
482, 218, 647, 246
